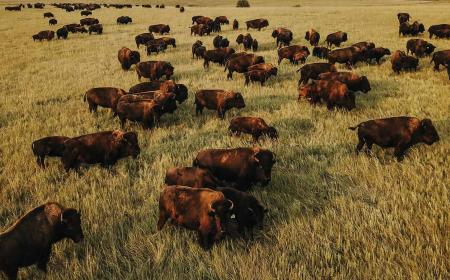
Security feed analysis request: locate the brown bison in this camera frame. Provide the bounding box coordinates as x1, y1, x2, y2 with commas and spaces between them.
272, 28, 293, 48
0, 202, 83, 280
146, 39, 167, 56
192, 40, 203, 58
236, 33, 254, 50
430, 50, 450, 70
62, 130, 140, 170
406, 39, 435, 57
118, 47, 140, 70
80, 17, 99, 26
252, 39, 259, 52
225, 53, 265, 79
5, 6, 21, 11
325, 31, 348, 48
228, 117, 278, 141
292, 50, 309, 65
193, 16, 213, 25
32, 136, 70, 167
194, 46, 206, 59
193, 147, 276, 190
65, 23, 82, 33
88, 24, 103, 35
233, 19, 239, 30
157, 186, 233, 249
43, 12, 54, 18
136, 61, 174, 81
352, 41, 375, 51
312, 47, 330, 59
117, 16, 132, 24
217, 187, 267, 237
195, 90, 245, 119
244, 69, 277, 86
399, 21, 425, 36
297, 62, 337, 85
365, 47, 391, 64
203, 47, 236, 68
318, 72, 371, 93
213, 35, 230, 48
305, 29, 320, 46
84, 87, 127, 113
129, 80, 188, 103
298, 80, 356, 111
49, 18, 57, 25
215, 16, 229, 25
148, 24, 170, 34
56, 27, 68, 39
397, 13, 410, 24
246, 18, 269, 31
328, 46, 366, 68
81, 10, 92, 16
32, 30, 54, 41
278, 45, 310, 65
135, 33, 154, 48
391, 50, 419, 73
165, 167, 224, 189
191, 24, 212, 36
349, 117, 440, 161
428, 24, 450, 39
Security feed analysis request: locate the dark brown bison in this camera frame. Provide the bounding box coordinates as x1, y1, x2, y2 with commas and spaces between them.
203, 48, 236, 68
352, 41, 375, 51
397, 13, 410, 24
229, 117, 278, 141
305, 29, 320, 46
365, 47, 391, 64
277, 45, 310, 65
192, 40, 203, 58
180, 6, 185, 12
328, 46, 366, 68
80, 17, 99, 26
65, 23, 81, 33
62, 130, 140, 170
225, 53, 265, 79
135, 33, 154, 48
233, 19, 239, 30
148, 24, 170, 34
129, 80, 188, 103
252, 39, 258, 52
349, 117, 440, 161
165, 167, 224, 189
246, 18, 269, 31
146, 39, 167, 56
325, 31, 348, 48
236, 33, 254, 50
247, 63, 276, 72
318, 71, 371, 93
195, 90, 245, 119
312, 47, 330, 59
43, 12, 54, 18
84, 87, 127, 113
430, 50, 450, 70
194, 46, 206, 59
32, 136, 70, 167
213, 35, 230, 48
215, 16, 229, 25
136, 61, 174, 81
81, 10, 92, 16
5, 6, 21, 11
191, 24, 212, 36
193, 147, 276, 190
399, 21, 425, 36
428, 24, 450, 39
88, 24, 103, 34
157, 37, 176, 48
117, 16, 132, 24
406, 39, 435, 57
118, 47, 140, 70
157, 186, 233, 249
272, 28, 293, 47
217, 187, 267, 237
298, 80, 356, 111
32, 30, 54, 41
56, 27, 68, 39
391, 50, 419, 73
297, 62, 337, 85
244, 68, 277, 86
0, 202, 83, 280
292, 50, 309, 65
49, 18, 57, 25
193, 16, 213, 25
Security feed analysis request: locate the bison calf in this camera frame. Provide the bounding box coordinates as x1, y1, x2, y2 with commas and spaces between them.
229, 117, 278, 141
32, 136, 70, 167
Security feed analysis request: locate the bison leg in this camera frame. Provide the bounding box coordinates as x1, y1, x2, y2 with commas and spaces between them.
227, 70, 233, 80
356, 138, 366, 154
195, 103, 203, 116
394, 142, 411, 161
38, 156, 45, 168
119, 116, 126, 129
4, 266, 18, 280
37, 249, 51, 272
157, 209, 169, 230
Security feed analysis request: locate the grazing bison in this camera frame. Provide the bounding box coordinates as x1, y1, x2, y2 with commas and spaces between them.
32, 30, 54, 41
292, 50, 309, 65
157, 186, 233, 249
217, 187, 267, 237
88, 24, 103, 34
65, 23, 84, 33
117, 16, 132, 24
428, 24, 450, 39
213, 35, 230, 48
318, 72, 371, 93
195, 90, 245, 119
365, 47, 391, 64
236, 33, 254, 50
298, 62, 337, 85
244, 68, 277, 86
32, 136, 70, 167
84, 87, 127, 113
430, 50, 450, 70
192, 40, 203, 58
194, 46, 206, 59
146, 39, 167, 56
5, 6, 21, 11
203, 48, 236, 68
43, 12, 54, 18
397, 13, 410, 24
328, 46, 366, 68
135, 33, 154, 48
191, 24, 212, 36
391, 50, 418, 73
81, 10, 92, 16
246, 18, 269, 31
352, 41, 375, 51
406, 39, 435, 57
149, 24, 170, 35
129, 80, 188, 103
272, 28, 293, 48
193, 16, 213, 25
136, 61, 174, 81
80, 17, 99, 26
215, 16, 229, 25
118, 47, 140, 70
349, 117, 439, 161
298, 80, 356, 111
157, 37, 176, 48
278, 45, 310, 65
56, 27, 68, 39
399, 21, 425, 36
305, 29, 320, 46
49, 19, 57, 25
180, 6, 185, 12
312, 47, 330, 59
62, 130, 140, 170
225, 53, 265, 79
229, 117, 278, 141
325, 31, 348, 48
165, 167, 224, 189
233, 19, 239, 30
0, 202, 83, 280
193, 147, 276, 190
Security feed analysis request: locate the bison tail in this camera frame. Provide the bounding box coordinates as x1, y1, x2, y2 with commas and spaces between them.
83, 92, 87, 102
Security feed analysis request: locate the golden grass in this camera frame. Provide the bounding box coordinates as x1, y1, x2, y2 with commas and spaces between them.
0, 1, 449, 279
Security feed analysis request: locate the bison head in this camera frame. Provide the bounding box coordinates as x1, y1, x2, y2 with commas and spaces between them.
384, 48, 391, 55
59, 208, 84, 243
359, 76, 371, 93
236, 34, 244, 44
305, 31, 310, 40
208, 199, 234, 239
342, 32, 348, 42
271, 30, 279, 38
424, 43, 436, 55
255, 56, 265, 64
130, 51, 141, 65
113, 130, 141, 158
252, 148, 276, 186
174, 84, 188, 103
221, 38, 230, 48
269, 67, 278, 76
232, 92, 246, 109
265, 126, 278, 139
418, 23, 425, 33
420, 119, 439, 145
261, 19, 269, 27
164, 64, 174, 78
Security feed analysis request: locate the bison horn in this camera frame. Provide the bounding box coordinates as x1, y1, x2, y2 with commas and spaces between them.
228, 200, 234, 210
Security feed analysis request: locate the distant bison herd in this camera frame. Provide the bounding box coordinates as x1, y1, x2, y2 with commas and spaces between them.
0, 5, 447, 280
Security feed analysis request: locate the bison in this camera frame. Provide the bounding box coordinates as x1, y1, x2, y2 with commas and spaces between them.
228, 117, 278, 141
428, 24, 450, 39
298, 80, 355, 111
0, 202, 83, 280
328, 46, 366, 68
118, 47, 140, 70
88, 24, 103, 35
81, 10, 92, 16
146, 39, 167, 56
43, 12, 54, 18
297, 63, 337, 85
129, 80, 188, 103
365, 47, 391, 64
406, 39, 436, 57
32, 136, 70, 167
399, 21, 425, 36
272, 28, 293, 48
318, 72, 371, 93
246, 18, 269, 31
233, 19, 239, 30
191, 24, 212, 36
135, 33, 154, 48
430, 50, 450, 70
215, 16, 229, 25
278, 45, 310, 65
312, 47, 330, 59
391, 50, 419, 73
32, 30, 54, 41
397, 13, 410, 24
80, 17, 99, 26
244, 68, 277, 86
165, 167, 224, 189
49, 18, 57, 25
349, 117, 439, 161
236, 33, 254, 50
305, 29, 320, 46
225, 53, 265, 79
84, 87, 127, 113
117, 16, 132, 24
192, 40, 203, 58
203, 48, 236, 68
195, 90, 245, 119
213, 35, 230, 48
325, 31, 348, 48
149, 24, 170, 34
56, 27, 68, 39
136, 61, 174, 81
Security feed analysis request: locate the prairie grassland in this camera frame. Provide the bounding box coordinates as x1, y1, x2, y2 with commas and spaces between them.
0, 1, 449, 280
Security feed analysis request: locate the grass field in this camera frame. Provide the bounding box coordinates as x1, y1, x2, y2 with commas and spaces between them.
0, 1, 449, 279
